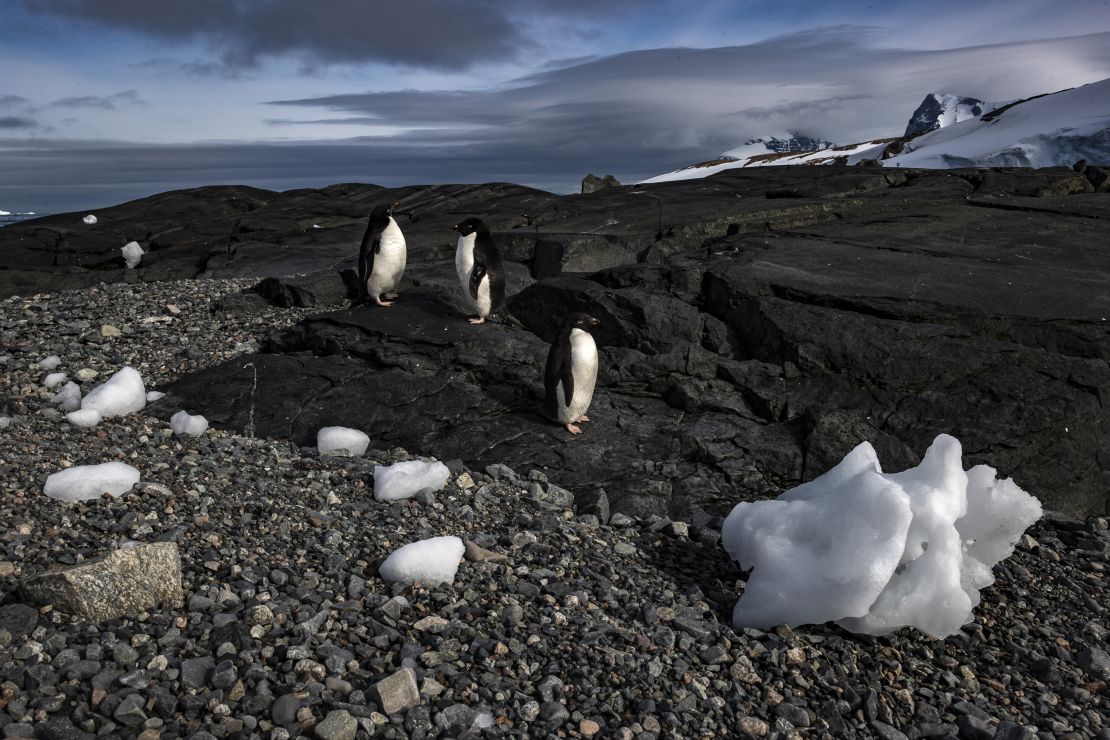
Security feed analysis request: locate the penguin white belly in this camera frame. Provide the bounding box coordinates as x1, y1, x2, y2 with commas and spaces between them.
368, 220, 406, 297
455, 234, 477, 310
557, 329, 598, 423
474, 273, 492, 318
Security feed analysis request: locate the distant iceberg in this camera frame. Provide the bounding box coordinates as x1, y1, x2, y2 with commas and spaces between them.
0, 210, 9, 216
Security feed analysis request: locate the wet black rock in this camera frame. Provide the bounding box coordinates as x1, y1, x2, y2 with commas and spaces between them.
148, 167, 1110, 518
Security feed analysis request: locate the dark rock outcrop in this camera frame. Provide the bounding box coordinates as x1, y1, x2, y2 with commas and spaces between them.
581, 174, 622, 194
129, 166, 1110, 520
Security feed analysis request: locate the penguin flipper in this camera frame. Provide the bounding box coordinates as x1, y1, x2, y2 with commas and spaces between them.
357, 223, 381, 298
469, 262, 488, 301
543, 338, 573, 417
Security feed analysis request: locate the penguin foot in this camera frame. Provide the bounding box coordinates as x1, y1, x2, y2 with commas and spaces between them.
577, 415, 590, 423
384, 292, 400, 300
373, 297, 394, 307
468, 317, 486, 325
565, 423, 583, 435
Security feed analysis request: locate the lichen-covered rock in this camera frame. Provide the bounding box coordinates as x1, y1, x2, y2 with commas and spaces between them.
21, 542, 184, 622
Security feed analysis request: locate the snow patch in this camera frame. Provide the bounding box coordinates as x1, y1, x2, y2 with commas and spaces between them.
66, 409, 102, 427
379, 536, 465, 585
121, 241, 144, 269
81, 367, 146, 418
52, 381, 82, 412
722, 434, 1041, 638
44, 461, 140, 502
318, 426, 370, 457
170, 410, 209, 437
374, 459, 451, 502
43, 372, 68, 388
82, 214, 97, 225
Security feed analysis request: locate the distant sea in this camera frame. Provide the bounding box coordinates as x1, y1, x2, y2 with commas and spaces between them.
0, 211, 39, 227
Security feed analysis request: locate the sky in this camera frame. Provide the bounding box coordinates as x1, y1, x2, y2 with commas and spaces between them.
2, 0, 1110, 214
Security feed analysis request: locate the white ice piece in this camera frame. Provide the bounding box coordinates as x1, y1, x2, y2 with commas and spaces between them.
52, 381, 82, 412
317, 426, 370, 457
38, 355, 62, 371
82, 214, 97, 225
43, 461, 140, 502
170, 410, 209, 436
374, 459, 450, 502
81, 366, 146, 418
146, 390, 166, 402
722, 434, 1041, 638
43, 372, 68, 388
379, 536, 465, 585
66, 409, 102, 427
121, 241, 144, 269
0, 416, 11, 429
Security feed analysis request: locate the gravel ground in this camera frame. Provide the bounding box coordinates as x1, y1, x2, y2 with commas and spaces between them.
0, 279, 1108, 740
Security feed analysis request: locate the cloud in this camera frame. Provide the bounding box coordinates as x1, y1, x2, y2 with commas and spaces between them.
0, 95, 29, 108
268, 29, 1110, 154
0, 116, 36, 129
49, 90, 148, 110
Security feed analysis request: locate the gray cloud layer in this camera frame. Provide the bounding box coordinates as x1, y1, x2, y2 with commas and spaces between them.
19, 0, 641, 70
0, 116, 36, 129
48, 90, 147, 110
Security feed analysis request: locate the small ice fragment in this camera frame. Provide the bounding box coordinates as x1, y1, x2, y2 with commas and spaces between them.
146, 390, 166, 402
52, 381, 82, 412
81, 366, 146, 417
43, 372, 68, 388
374, 459, 450, 502
0, 416, 11, 429
318, 426, 370, 456
82, 214, 97, 225
170, 410, 208, 436
44, 461, 140, 501
121, 241, 144, 269
379, 536, 465, 585
39, 355, 62, 371
66, 409, 102, 427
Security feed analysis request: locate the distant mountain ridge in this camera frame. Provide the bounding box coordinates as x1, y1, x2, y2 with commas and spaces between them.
640, 79, 1110, 183
903, 93, 1004, 136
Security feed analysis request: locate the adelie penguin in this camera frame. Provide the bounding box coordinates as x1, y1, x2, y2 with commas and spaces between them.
453, 217, 505, 325
357, 202, 406, 307
544, 312, 601, 435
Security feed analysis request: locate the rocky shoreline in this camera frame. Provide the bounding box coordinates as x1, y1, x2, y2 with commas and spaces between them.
0, 278, 1108, 739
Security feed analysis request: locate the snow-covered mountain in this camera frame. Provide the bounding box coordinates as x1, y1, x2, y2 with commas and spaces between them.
903, 93, 1004, 136
639, 79, 1110, 183
724, 133, 837, 158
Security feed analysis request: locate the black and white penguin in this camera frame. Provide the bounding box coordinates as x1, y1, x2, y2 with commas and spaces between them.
452, 217, 505, 325
357, 202, 406, 307
543, 312, 601, 434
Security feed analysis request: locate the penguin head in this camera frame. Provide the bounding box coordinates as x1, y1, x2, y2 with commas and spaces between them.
453, 218, 487, 236
369, 203, 393, 224
565, 312, 600, 332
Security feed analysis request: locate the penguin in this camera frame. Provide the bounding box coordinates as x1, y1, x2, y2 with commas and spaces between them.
543, 312, 601, 434
357, 202, 406, 307
452, 217, 505, 324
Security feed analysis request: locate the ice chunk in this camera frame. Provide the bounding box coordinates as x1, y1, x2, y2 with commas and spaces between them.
0, 416, 11, 429
39, 355, 62, 371
44, 461, 140, 502
374, 459, 450, 502
82, 214, 97, 225
43, 372, 68, 388
121, 241, 144, 269
170, 410, 209, 437
146, 390, 166, 402
379, 536, 465, 585
52, 381, 82, 412
723, 443, 913, 630
318, 426, 370, 456
722, 434, 1041, 638
81, 366, 146, 417
66, 409, 102, 427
